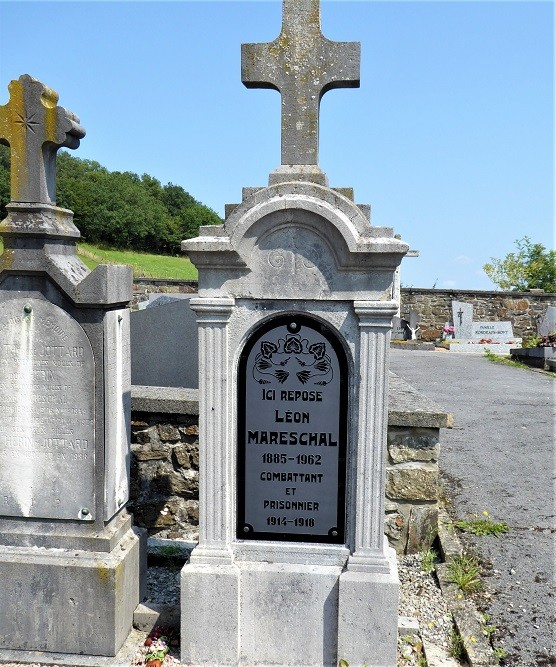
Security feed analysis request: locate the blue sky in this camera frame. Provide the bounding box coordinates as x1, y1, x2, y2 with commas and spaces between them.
0, 1, 553, 290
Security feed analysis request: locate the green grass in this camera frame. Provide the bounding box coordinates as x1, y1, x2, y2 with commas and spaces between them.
420, 547, 439, 574
0, 237, 197, 280
449, 627, 467, 661
446, 554, 482, 593
77, 242, 197, 280
455, 515, 509, 537
483, 348, 556, 377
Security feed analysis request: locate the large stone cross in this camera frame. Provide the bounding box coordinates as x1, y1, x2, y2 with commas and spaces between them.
242, 0, 360, 167
0, 74, 85, 205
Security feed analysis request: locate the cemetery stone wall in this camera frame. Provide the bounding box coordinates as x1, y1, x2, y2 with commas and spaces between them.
401, 287, 556, 341
132, 280, 556, 341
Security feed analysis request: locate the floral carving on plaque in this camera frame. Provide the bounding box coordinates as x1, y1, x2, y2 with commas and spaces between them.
252, 333, 333, 386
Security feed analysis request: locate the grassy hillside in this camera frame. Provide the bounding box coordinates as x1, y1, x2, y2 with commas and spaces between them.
0, 238, 198, 281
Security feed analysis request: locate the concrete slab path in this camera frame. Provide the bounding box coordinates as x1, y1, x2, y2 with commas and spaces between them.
390, 349, 555, 667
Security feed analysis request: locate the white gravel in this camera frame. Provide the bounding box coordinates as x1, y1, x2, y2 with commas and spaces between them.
397, 552, 456, 665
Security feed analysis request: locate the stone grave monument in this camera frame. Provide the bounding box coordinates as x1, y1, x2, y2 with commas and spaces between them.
538, 305, 556, 337
452, 300, 474, 339
180, 2, 408, 665
449, 300, 521, 354
391, 315, 409, 340
392, 309, 420, 341
0, 75, 144, 660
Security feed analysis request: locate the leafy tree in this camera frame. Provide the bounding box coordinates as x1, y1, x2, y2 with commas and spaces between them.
0, 144, 221, 253
162, 182, 196, 217
483, 236, 556, 292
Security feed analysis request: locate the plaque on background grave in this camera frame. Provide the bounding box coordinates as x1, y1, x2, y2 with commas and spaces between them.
237, 315, 347, 543
391, 316, 408, 340
471, 321, 514, 340
539, 306, 556, 337
0, 297, 95, 520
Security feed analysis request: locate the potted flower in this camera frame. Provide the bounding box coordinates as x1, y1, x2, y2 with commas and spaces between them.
442, 324, 455, 340
144, 628, 173, 667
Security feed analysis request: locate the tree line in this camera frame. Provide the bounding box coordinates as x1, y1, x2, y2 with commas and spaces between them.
0, 144, 221, 253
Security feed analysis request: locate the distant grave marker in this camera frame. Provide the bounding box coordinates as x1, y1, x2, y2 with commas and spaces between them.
452, 300, 473, 339
448, 300, 521, 354
539, 306, 556, 337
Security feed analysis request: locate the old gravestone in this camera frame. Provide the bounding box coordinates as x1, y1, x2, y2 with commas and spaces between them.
180, 3, 407, 666
538, 305, 556, 337
449, 300, 521, 353
391, 315, 409, 340
0, 75, 145, 660
452, 300, 473, 339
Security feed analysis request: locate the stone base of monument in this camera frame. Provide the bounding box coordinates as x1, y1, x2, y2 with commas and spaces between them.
510, 346, 556, 369
0, 515, 146, 658
337, 547, 399, 666
442, 339, 522, 354
181, 544, 399, 666
0, 628, 145, 667
390, 340, 435, 351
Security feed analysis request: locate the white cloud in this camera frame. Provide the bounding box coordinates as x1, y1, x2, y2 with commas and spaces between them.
442, 280, 457, 288
454, 255, 474, 265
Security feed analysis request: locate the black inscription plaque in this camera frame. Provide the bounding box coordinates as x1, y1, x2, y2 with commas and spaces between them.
237, 315, 347, 543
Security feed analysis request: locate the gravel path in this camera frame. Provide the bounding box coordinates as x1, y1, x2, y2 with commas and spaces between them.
390, 348, 555, 667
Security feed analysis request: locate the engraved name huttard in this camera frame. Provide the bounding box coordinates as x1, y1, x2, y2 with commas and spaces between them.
238, 315, 347, 543
0, 298, 95, 520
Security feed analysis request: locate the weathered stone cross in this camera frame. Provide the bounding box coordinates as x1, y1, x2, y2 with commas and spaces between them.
0, 74, 85, 205
242, 0, 360, 168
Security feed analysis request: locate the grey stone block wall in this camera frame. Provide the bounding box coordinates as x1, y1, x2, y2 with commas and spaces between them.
129, 408, 200, 542
129, 378, 451, 554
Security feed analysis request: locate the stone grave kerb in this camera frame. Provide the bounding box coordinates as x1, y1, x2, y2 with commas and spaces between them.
242, 0, 360, 186
0, 75, 144, 659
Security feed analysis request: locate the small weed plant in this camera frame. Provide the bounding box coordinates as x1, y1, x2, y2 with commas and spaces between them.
446, 554, 482, 593
480, 613, 497, 639
493, 646, 507, 664
398, 635, 425, 665
481, 613, 508, 664
449, 627, 466, 661
455, 510, 509, 537
420, 547, 438, 574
